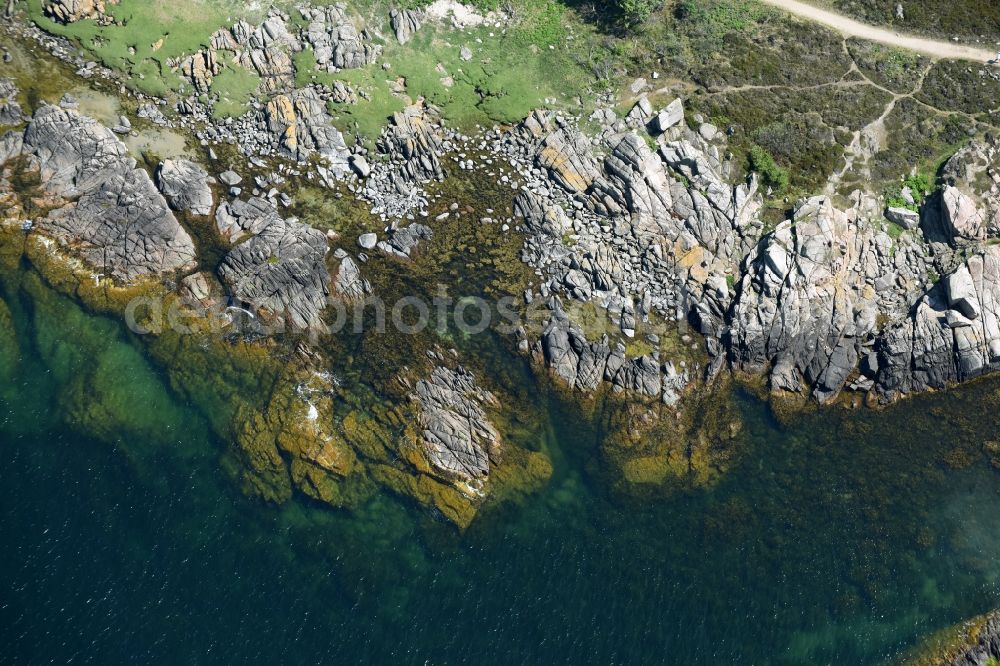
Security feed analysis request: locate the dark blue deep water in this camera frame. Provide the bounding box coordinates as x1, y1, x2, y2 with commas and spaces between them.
2, 271, 1000, 665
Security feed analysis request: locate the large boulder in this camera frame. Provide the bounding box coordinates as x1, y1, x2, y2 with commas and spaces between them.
15, 105, 196, 280
217, 215, 330, 331
411, 366, 500, 482
156, 159, 214, 216
215, 196, 283, 243
941, 185, 986, 242
877, 245, 1000, 397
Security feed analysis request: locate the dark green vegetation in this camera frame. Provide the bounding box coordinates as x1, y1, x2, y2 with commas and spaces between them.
747, 143, 789, 192
868, 97, 975, 188
604, 1, 1000, 197
644, 0, 889, 195
916, 60, 1000, 116
847, 38, 929, 94
821, 0, 1000, 43
886, 172, 931, 211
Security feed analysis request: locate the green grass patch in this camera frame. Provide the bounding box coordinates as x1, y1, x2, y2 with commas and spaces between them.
25, 0, 258, 96
210, 64, 261, 120
309, 2, 591, 141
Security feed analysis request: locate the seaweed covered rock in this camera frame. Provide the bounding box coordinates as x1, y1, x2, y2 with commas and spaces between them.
6, 105, 196, 280
234, 363, 371, 507
410, 365, 500, 483
601, 378, 743, 492
904, 610, 1000, 666
539, 304, 689, 404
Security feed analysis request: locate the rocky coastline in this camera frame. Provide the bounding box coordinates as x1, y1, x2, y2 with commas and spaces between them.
2, 0, 1000, 533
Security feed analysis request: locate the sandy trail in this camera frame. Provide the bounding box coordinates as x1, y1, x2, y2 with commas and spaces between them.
757, 0, 997, 61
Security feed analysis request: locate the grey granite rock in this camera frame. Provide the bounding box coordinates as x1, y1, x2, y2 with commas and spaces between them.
300, 4, 381, 70
411, 365, 499, 483
649, 98, 683, 135
0, 78, 23, 126
389, 7, 422, 44
157, 158, 214, 216
376, 103, 445, 182
877, 245, 1000, 398
264, 88, 350, 171
215, 196, 283, 243
219, 170, 243, 186
217, 214, 330, 331
376, 223, 432, 258
941, 185, 986, 242
525, 111, 601, 194
729, 196, 896, 402
16, 105, 196, 280
332, 254, 370, 300
885, 206, 920, 229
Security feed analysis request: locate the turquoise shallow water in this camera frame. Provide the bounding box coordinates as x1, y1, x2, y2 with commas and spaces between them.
2, 271, 1000, 665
